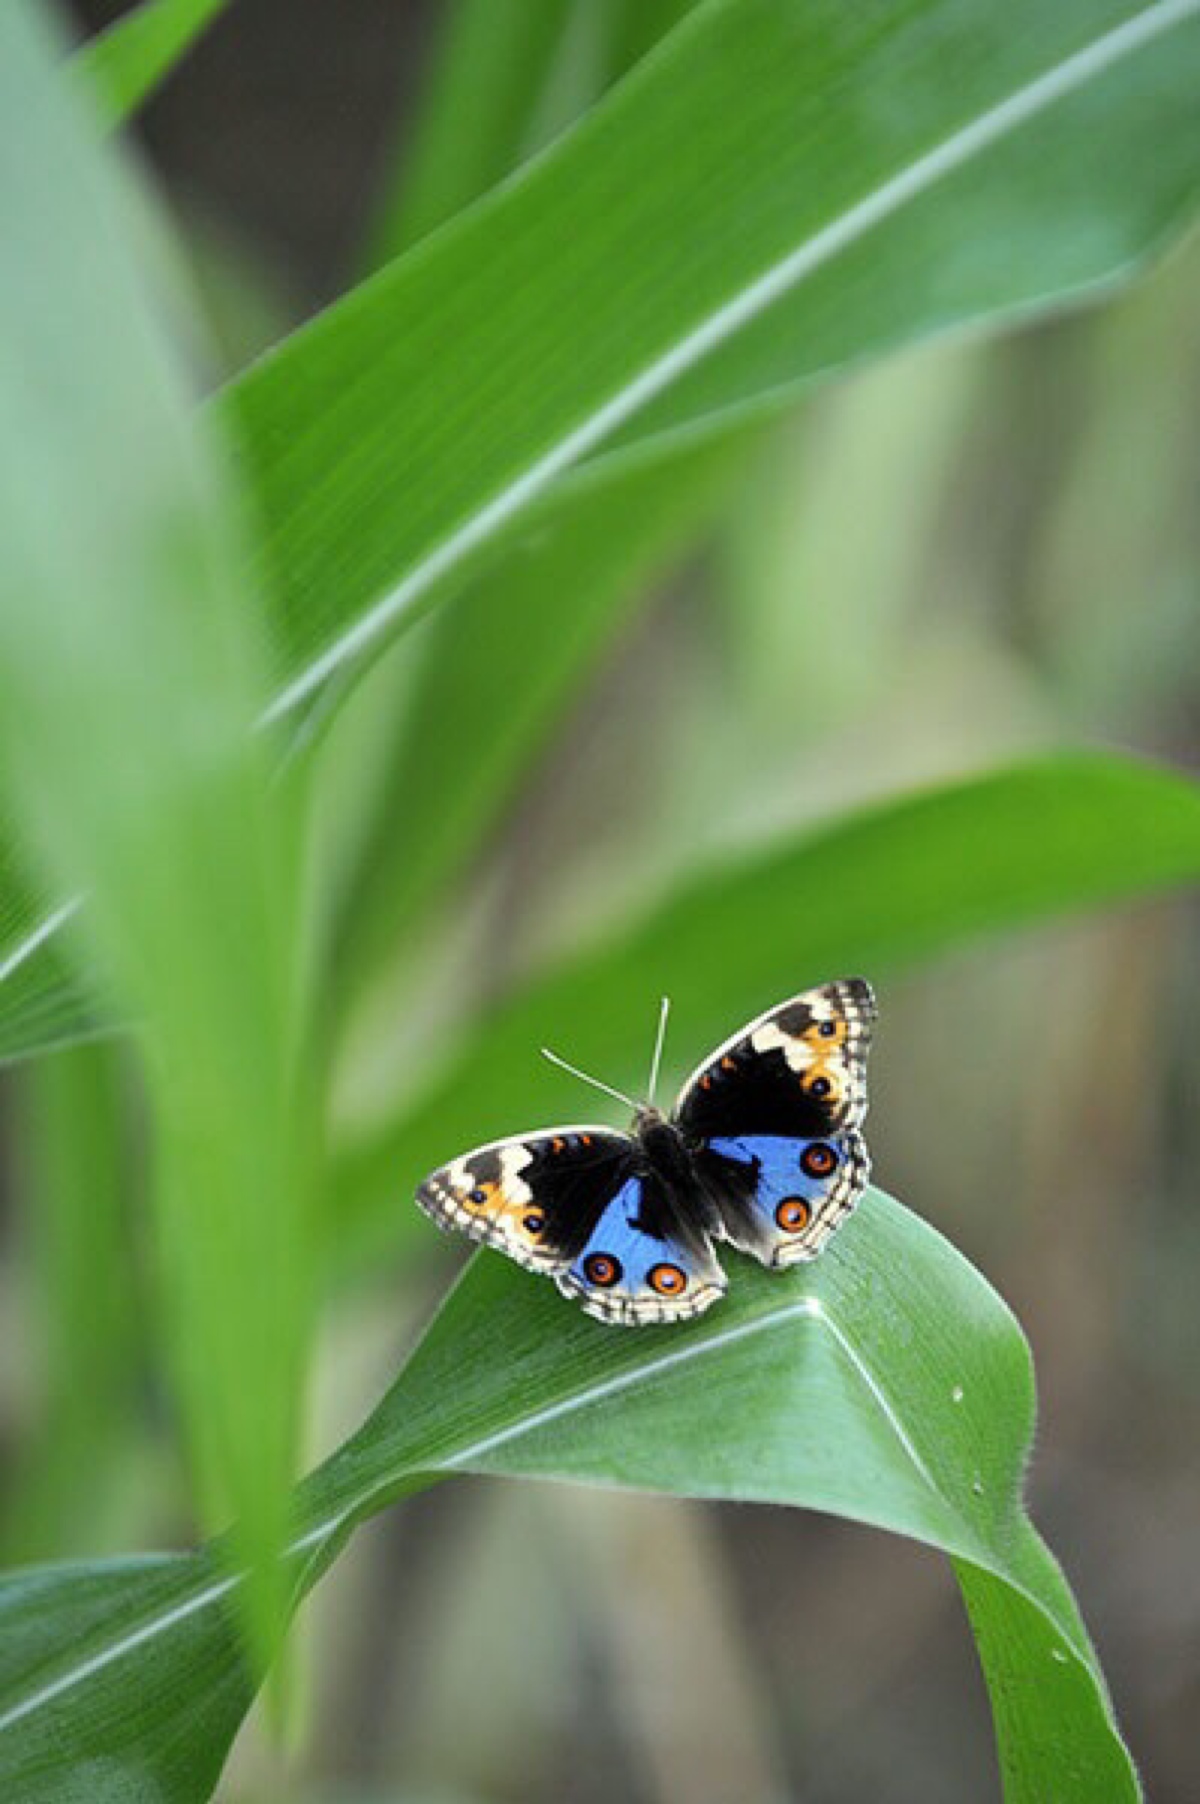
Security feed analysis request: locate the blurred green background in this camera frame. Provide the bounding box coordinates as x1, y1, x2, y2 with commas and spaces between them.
2, 2, 1198, 1799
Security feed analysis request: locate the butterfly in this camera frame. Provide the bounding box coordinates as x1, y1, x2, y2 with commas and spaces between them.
416, 978, 876, 1327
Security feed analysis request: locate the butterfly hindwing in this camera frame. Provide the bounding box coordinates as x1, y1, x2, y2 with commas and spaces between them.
416, 1126, 635, 1276
697, 1129, 870, 1267
557, 1171, 727, 1326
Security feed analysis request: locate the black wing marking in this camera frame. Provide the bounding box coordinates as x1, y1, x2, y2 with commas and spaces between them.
674, 979, 876, 1142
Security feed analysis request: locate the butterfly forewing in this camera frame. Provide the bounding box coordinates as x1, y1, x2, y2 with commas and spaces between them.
417, 1126, 635, 1274
674, 978, 875, 1140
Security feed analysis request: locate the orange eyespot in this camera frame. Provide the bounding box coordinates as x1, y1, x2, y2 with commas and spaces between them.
467, 1183, 493, 1207
818, 1019, 839, 1039
583, 1252, 621, 1287
803, 1072, 835, 1099
775, 1197, 812, 1233
551, 1137, 565, 1153
801, 1142, 838, 1179
522, 1211, 546, 1236
721, 1057, 736, 1071
648, 1263, 687, 1296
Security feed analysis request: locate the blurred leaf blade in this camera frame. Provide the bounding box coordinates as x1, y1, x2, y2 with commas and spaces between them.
365, 0, 709, 266
74, 0, 232, 125
364, 0, 578, 265
2, 1045, 139, 1562
334, 752, 1200, 1258
330, 426, 755, 1007
0, 884, 100, 1064
0, 0, 311, 1658
339, 0, 727, 1017
0, 1191, 1137, 1801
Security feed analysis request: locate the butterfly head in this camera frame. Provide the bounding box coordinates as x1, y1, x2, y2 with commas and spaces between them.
633, 1105, 692, 1183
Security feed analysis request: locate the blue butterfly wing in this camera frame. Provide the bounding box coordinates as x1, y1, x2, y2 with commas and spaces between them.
697, 1130, 870, 1267
557, 1174, 726, 1326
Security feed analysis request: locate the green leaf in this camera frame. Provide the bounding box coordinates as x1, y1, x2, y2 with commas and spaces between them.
0, 0, 311, 1655
73, 0, 233, 126
333, 752, 1200, 1261
0, 1190, 1138, 1801
227, 0, 1200, 730
0, 1550, 252, 1804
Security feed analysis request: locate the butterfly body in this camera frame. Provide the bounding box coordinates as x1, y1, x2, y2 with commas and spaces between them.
629, 1105, 726, 1230
417, 978, 876, 1326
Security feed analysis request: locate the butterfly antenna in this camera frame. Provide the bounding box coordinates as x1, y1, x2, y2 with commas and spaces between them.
540, 1046, 638, 1112
647, 995, 671, 1108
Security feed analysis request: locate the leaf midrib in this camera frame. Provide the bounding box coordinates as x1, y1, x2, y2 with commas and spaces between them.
0, 897, 80, 985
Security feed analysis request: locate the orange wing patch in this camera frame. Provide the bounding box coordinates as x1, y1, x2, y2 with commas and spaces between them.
747, 982, 873, 1126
